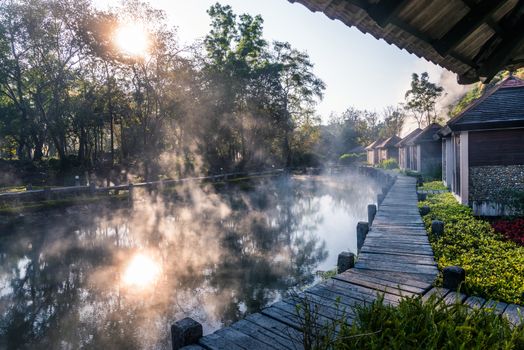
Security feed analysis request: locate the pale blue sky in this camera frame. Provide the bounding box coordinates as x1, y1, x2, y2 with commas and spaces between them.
98, 0, 459, 125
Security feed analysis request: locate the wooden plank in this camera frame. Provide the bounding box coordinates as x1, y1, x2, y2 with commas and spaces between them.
361, 245, 434, 257
231, 319, 295, 350
340, 269, 428, 293
180, 345, 206, 350
442, 291, 467, 306
334, 271, 420, 296
502, 304, 523, 327
198, 333, 246, 350
351, 268, 434, 289
326, 279, 402, 305
357, 252, 436, 266
422, 287, 450, 303
244, 313, 304, 350
463, 295, 486, 309
483, 299, 508, 315
354, 259, 438, 276
214, 328, 276, 350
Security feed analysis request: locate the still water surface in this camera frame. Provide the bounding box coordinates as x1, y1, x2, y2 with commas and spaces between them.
0, 173, 378, 349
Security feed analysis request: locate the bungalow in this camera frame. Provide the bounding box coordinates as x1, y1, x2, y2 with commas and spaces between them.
376, 136, 402, 163
365, 139, 383, 166
396, 128, 422, 171
438, 75, 524, 216
404, 123, 442, 176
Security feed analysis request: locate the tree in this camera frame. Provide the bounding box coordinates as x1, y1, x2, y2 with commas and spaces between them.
404, 72, 443, 128
379, 105, 405, 138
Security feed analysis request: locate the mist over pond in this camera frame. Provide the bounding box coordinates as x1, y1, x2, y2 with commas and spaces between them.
0, 172, 379, 349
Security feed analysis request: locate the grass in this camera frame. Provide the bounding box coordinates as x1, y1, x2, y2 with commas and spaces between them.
419, 192, 524, 304
418, 180, 448, 191
296, 294, 524, 350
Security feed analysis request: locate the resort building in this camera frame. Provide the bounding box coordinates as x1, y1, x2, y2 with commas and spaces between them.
403, 124, 442, 176
438, 75, 524, 216
365, 139, 383, 166
375, 135, 401, 163
397, 128, 422, 171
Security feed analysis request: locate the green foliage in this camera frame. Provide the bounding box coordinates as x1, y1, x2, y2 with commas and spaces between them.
338, 153, 361, 165
418, 181, 447, 191
379, 158, 398, 170
296, 294, 524, 350
419, 193, 524, 304
404, 72, 443, 128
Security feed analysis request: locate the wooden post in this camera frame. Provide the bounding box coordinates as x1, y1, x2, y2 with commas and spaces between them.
377, 193, 385, 206
44, 188, 52, 201
357, 221, 369, 254
128, 183, 134, 204
419, 205, 430, 216
431, 220, 445, 237
367, 204, 377, 226
337, 251, 355, 273
443, 266, 465, 291
171, 317, 203, 350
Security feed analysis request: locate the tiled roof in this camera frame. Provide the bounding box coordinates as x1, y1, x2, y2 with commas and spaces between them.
365, 139, 383, 150
289, 0, 524, 84
376, 135, 402, 149
409, 124, 443, 145
396, 128, 422, 147
448, 76, 524, 131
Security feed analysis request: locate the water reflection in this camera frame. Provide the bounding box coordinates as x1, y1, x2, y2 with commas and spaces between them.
0, 173, 378, 349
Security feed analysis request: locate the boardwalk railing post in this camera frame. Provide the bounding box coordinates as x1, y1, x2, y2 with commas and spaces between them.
128, 183, 134, 204
44, 188, 52, 201
171, 317, 203, 350
337, 251, 355, 273
431, 220, 444, 237
377, 193, 385, 206
367, 204, 377, 226
357, 221, 369, 254
419, 205, 430, 216
443, 266, 465, 291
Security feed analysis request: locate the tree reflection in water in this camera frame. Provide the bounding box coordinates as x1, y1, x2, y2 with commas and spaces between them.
0, 173, 378, 349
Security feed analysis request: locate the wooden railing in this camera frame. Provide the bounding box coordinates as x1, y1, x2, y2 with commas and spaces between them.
0, 165, 364, 204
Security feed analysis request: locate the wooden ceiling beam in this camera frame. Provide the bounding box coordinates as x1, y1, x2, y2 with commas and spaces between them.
478, 15, 524, 82
433, 0, 508, 57
367, 0, 407, 27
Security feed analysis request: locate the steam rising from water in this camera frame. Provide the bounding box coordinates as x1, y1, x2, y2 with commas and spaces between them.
0, 171, 379, 349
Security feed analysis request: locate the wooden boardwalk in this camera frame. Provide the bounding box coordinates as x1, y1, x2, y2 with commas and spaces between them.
179, 175, 522, 350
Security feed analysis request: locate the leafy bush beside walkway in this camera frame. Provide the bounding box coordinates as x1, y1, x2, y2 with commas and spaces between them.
419, 193, 524, 305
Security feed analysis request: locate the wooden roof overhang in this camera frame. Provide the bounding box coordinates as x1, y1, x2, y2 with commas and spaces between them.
288, 0, 524, 84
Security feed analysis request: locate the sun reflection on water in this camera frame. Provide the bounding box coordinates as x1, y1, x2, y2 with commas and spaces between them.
122, 253, 161, 289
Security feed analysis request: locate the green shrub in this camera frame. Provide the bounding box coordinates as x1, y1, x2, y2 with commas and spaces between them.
379, 158, 398, 169
297, 294, 524, 350
418, 180, 447, 191
419, 193, 524, 304
338, 153, 361, 165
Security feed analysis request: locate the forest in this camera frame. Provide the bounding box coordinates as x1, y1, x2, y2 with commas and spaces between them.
0, 0, 474, 186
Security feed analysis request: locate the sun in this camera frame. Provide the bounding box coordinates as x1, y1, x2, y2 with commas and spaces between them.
122, 253, 161, 288
114, 23, 150, 57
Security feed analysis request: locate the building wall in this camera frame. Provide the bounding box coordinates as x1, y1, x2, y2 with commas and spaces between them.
420, 141, 442, 176
468, 128, 524, 215
367, 150, 377, 165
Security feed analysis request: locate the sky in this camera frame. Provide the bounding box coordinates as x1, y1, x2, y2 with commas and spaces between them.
95, 0, 467, 128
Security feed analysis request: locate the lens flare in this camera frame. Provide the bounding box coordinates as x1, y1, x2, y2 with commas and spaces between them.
114, 23, 149, 57
123, 253, 161, 288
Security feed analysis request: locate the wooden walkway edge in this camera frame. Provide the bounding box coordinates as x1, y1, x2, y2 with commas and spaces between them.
178, 174, 522, 350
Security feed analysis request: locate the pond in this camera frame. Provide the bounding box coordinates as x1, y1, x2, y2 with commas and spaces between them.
0, 172, 379, 349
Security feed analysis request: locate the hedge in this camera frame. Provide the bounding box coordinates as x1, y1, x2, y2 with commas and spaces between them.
419, 193, 524, 305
